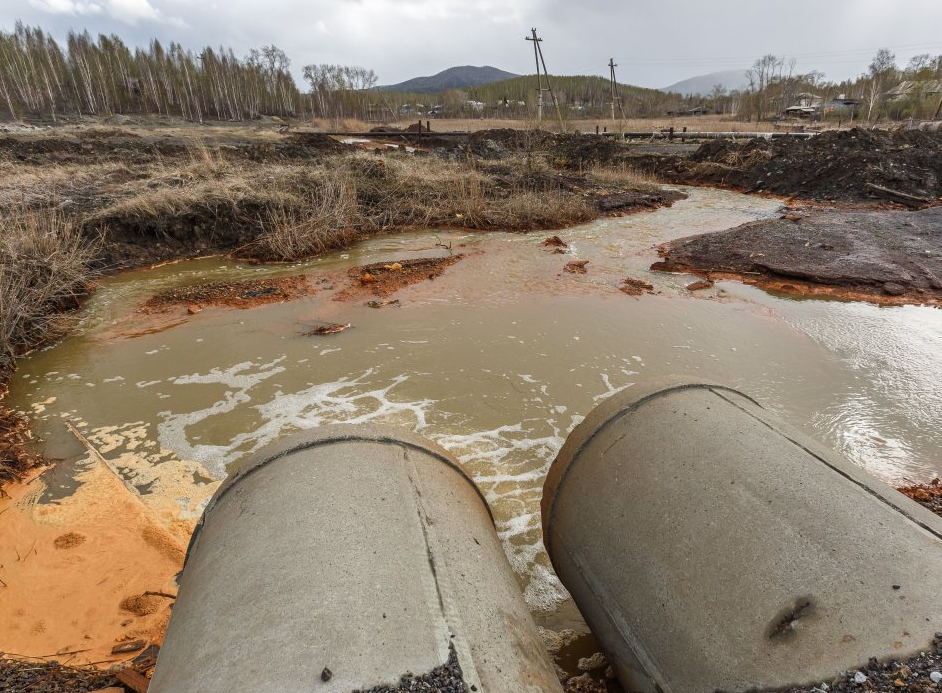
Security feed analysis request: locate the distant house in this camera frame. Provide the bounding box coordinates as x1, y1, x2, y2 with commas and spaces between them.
665, 106, 711, 116
824, 94, 860, 117
783, 92, 823, 119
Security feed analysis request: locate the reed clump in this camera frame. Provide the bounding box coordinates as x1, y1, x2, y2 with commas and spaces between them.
0, 206, 99, 371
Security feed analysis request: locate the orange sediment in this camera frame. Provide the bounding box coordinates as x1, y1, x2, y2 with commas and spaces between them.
0, 456, 193, 666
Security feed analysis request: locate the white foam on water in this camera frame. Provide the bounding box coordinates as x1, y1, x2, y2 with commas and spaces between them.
593, 373, 635, 403
158, 367, 434, 477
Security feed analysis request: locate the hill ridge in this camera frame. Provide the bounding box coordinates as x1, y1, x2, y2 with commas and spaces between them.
380, 65, 520, 93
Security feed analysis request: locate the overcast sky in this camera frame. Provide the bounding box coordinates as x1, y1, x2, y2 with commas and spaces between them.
4, 0, 942, 89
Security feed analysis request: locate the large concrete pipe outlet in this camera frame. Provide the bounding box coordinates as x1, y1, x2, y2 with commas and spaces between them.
151, 424, 562, 693
542, 380, 942, 693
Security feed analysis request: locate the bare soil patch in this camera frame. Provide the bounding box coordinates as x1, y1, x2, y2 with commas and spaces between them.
141, 275, 315, 313
336, 256, 463, 301
653, 206, 942, 306
898, 478, 942, 517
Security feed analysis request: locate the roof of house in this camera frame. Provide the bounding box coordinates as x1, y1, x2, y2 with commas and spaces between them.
886, 79, 942, 98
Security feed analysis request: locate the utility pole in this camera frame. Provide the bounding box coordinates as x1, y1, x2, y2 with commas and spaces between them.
609, 58, 627, 123
525, 28, 565, 132
525, 29, 546, 125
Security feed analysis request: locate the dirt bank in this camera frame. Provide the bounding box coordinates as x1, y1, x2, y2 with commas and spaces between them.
653, 206, 942, 306
0, 124, 683, 281
638, 128, 942, 204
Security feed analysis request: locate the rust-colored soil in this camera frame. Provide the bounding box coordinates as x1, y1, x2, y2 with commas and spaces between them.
898, 478, 942, 517
0, 392, 42, 487
142, 274, 315, 313
335, 256, 463, 301
0, 461, 188, 668
619, 277, 655, 296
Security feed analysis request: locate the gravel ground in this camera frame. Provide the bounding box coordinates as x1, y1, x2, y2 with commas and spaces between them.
352, 645, 468, 693
0, 659, 119, 693
774, 634, 942, 693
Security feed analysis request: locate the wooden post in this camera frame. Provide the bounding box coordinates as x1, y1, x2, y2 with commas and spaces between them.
682, 126, 687, 142
426, 120, 431, 132
669, 126, 674, 140
596, 125, 599, 135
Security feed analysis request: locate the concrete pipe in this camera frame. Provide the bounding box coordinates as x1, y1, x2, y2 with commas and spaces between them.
151, 424, 562, 693
542, 380, 942, 693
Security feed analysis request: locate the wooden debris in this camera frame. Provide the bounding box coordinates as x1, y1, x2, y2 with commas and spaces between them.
66, 421, 141, 500
143, 590, 177, 600
111, 640, 147, 655
366, 299, 401, 308
865, 183, 932, 208
115, 667, 150, 693
301, 322, 352, 336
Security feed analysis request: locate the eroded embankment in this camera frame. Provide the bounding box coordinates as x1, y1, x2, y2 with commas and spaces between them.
636, 128, 942, 205
653, 206, 942, 306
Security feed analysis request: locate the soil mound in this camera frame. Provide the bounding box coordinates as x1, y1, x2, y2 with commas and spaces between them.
654, 128, 942, 203
653, 206, 942, 306
465, 129, 628, 169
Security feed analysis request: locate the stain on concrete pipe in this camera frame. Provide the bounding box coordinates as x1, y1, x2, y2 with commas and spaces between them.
151, 424, 562, 693
542, 380, 942, 693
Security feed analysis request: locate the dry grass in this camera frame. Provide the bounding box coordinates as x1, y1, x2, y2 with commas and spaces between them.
0, 206, 99, 369
368, 116, 792, 134
70, 145, 601, 261
247, 173, 360, 261
589, 162, 659, 190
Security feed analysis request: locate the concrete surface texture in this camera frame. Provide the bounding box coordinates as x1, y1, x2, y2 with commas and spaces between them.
543, 380, 942, 693
151, 424, 561, 693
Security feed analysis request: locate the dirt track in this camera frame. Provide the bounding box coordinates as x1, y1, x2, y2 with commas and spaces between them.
653, 206, 942, 305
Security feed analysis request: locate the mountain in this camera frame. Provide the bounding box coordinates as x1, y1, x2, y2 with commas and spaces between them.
661, 69, 749, 96
380, 66, 520, 94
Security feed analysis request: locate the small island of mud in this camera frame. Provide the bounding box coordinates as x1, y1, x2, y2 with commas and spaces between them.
653, 206, 942, 306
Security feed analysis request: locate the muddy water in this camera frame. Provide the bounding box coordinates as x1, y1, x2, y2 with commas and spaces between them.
9, 187, 942, 631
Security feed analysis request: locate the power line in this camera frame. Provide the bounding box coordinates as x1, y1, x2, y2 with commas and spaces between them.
525, 28, 565, 131
610, 40, 942, 66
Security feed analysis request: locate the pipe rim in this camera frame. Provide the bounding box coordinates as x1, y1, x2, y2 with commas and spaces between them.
540, 379, 758, 564
184, 424, 494, 568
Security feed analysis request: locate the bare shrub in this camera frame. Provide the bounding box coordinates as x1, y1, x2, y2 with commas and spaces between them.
0, 207, 98, 369
247, 172, 360, 261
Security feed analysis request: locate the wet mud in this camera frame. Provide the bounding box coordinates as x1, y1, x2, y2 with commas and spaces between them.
0, 460, 191, 668
653, 206, 942, 306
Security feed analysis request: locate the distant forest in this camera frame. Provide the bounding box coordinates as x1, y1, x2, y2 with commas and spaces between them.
1, 22, 940, 123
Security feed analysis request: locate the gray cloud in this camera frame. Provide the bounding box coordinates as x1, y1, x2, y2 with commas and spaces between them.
4, 0, 942, 88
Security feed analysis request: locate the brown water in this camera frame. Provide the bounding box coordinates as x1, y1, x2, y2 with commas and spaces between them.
9, 186, 942, 624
